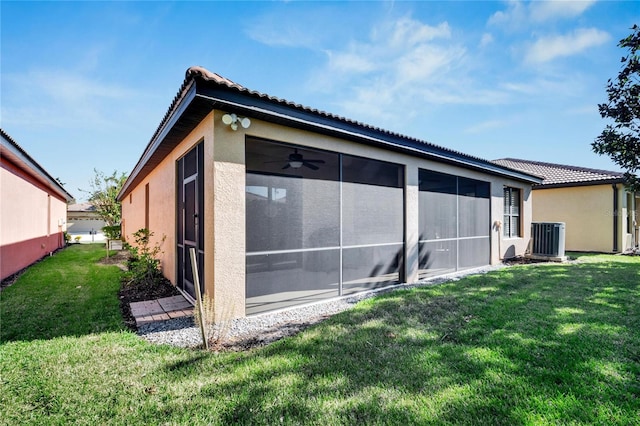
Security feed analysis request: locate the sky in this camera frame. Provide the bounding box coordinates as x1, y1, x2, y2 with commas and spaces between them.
1, 1, 638, 201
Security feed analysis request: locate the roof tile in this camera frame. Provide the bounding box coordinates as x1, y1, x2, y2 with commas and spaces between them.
492, 158, 624, 186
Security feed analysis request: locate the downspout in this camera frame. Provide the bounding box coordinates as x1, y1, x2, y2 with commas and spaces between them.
612, 184, 619, 253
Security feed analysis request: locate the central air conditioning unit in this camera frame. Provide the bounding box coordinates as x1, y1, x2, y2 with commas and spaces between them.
527, 222, 567, 262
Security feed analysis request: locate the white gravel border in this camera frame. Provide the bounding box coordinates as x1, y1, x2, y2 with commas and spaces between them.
138, 264, 507, 349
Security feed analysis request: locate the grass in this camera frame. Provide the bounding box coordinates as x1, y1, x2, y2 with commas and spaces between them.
0, 244, 124, 341
1, 246, 639, 425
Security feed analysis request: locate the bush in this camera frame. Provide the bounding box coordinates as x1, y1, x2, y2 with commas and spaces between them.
102, 225, 122, 240
125, 228, 165, 286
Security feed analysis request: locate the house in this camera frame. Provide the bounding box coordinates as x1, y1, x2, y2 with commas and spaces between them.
67, 203, 107, 243
117, 66, 541, 319
493, 158, 638, 253
1, 128, 74, 281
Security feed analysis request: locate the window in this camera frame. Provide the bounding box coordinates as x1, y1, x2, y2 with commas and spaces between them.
503, 187, 521, 238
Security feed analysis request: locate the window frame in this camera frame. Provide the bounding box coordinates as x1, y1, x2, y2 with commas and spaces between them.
503, 186, 521, 238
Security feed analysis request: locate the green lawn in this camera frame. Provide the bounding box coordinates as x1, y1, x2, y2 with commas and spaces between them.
1, 245, 639, 425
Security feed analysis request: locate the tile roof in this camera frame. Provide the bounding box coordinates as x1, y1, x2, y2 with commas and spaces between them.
119, 67, 542, 199
67, 202, 97, 212
492, 158, 624, 187
183, 66, 495, 165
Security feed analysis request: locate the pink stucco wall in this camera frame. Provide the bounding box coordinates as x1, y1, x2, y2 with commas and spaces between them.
1, 160, 68, 280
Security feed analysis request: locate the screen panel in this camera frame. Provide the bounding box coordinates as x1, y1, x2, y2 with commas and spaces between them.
342, 155, 404, 246
418, 169, 490, 278
246, 249, 340, 315
246, 139, 340, 253
245, 139, 406, 315
458, 237, 490, 269
342, 244, 403, 294
418, 240, 457, 278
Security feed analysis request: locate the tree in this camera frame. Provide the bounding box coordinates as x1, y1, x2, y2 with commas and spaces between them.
81, 169, 128, 227
592, 25, 640, 192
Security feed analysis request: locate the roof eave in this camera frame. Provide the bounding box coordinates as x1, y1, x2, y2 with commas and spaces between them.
119, 74, 542, 199
1, 130, 74, 202
534, 178, 626, 189
194, 87, 542, 184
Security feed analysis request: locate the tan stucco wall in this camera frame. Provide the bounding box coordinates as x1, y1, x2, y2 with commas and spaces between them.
530, 184, 636, 252
210, 114, 246, 319
122, 112, 215, 284
123, 109, 535, 319
212, 111, 534, 280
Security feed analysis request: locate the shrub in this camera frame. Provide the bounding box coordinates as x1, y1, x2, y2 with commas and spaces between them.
125, 228, 165, 286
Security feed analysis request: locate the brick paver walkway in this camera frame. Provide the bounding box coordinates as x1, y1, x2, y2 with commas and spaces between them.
130, 295, 193, 327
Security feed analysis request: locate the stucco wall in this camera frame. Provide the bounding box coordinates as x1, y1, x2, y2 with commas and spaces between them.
121, 112, 215, 285
208, 111, 535, 319
531, 184, 623, 252
1, 163, 68, 279
122, 109, 535, 318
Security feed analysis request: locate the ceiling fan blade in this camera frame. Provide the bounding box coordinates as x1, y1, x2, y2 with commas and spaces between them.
303, 161, 319, 170
282, 164, 291, 170
304, 159, 325, 164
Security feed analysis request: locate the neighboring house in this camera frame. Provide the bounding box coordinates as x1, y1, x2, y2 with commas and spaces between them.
1, 128, 74, 280
493, 158, 638, 253
118, 66, 541, 319
67, 203, 107, 243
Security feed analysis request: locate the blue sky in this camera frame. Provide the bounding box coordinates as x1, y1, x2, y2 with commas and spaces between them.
1, 1, 637, 201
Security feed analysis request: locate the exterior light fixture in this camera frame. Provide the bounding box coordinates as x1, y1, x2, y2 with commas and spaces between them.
222, 113, 251, 131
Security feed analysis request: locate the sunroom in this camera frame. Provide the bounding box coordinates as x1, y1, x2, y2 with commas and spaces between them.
118, 66, 541, 319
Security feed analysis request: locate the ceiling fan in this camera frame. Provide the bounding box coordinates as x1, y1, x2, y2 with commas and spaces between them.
266, 148, 325, 170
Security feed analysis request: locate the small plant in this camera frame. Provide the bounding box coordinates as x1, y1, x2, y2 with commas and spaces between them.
192, 295, 233, 350
74, 236, 82, 243
125, 228, 166, 286
63, 232, 71, 244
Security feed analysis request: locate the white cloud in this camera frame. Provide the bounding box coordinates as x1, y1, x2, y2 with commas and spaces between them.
529, 0, 596, 22
525, 28, 610, 63
465, 119, 509, 134
488, 0, 527, 28
307, 16, 496, 125
488, 0, 596, 28
383, 19, 451, 47
246, 23, 320, 49
326, 50, 376, 74
245, 7, 344, 49
480, 33, 494, 47
1, 69, 142, 129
